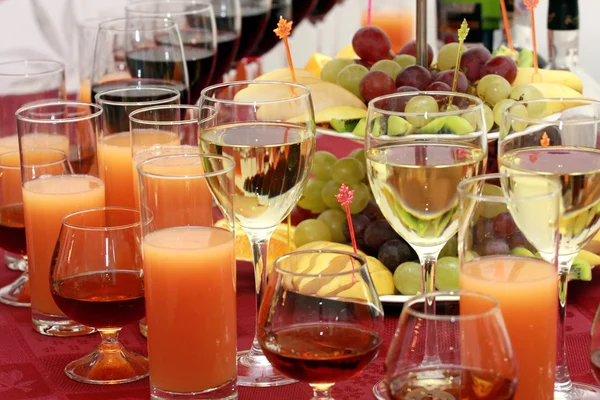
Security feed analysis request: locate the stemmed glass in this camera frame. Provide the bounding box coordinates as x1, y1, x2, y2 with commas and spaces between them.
499, 99, 600, 399
92, 17, 190, 103
50, 207, 148, 384
125, 0, 218, 104
383, 291, 518, 399
308, 0, 338, 53
199, 80, 315, 386
365, 91, 488, 294
258, 249, 384, 399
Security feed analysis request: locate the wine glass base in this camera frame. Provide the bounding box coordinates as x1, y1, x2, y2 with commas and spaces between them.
373, 379, 389, 400
554, 383, 600, 400
32, 311, 96, 337
151, 378, 237, 399
236, 350, 296, 387
139, 319, 148, 338
0, 273, 30, 307
4, 254, 25, 271
65, 344, 149, 385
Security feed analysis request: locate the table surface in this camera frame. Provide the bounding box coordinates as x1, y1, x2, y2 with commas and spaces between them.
0, 258, 598, 400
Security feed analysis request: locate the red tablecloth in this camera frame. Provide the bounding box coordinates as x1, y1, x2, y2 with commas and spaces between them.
0, 259, 598, 400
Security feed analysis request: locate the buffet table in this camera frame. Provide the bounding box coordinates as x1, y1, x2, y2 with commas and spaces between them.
0, 258, 597, 400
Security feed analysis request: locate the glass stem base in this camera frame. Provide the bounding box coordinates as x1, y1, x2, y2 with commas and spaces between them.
554, 383, 600, 400
32, 310, 96, 337
310, 383, 334, 400
151, 378, 237, 400
236, 336, 296, 387
139, 318, 148, 338
0, 272, 30, 307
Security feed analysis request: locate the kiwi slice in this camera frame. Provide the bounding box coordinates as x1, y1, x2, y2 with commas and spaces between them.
330, 118, 361, 133
352, 118, 367, 137
569, 257, 593, 281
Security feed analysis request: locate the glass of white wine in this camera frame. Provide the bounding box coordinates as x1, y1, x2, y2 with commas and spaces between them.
365, 91, 488, 294
199, 80, 316, 387
498, 98, 600, 400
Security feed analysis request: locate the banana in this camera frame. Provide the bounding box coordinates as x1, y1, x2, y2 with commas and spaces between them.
514, 83, 585, 115
577, 249, 600, 267
512, 68, 583, 93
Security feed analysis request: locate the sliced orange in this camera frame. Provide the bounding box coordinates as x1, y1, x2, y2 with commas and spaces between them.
335, 44, 358, 59
304, 53, 332, 78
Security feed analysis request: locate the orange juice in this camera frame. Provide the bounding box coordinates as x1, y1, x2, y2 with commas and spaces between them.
79, 79, 92, 103
0, 133, 69, 155
361, 9, 415, 51
461, 256, 557, 400
23, 175, 105, 315
143, 226, 236, 393
98, 131, 180, 209
138, 155, 213, 229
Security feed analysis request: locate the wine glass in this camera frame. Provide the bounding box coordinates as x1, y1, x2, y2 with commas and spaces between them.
248, 0, 291, 59
199, 80, 316, 387
291, 0, 318, 29
498, 99, 600, 399
125, 0, 218, 104
137, 153, 237, 399
383, 291, 518, 399
258, 249, 384, 399
365, 91, 488, 295
458, 173, 562, 400
92, 17, 190, 103
50, 207, 148, 384
0, 59, 65, 297
308, 0, 338, 53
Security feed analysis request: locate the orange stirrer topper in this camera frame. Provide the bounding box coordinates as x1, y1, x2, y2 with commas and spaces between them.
499, 0, 514, 53
274, 16, 297, 84
524, 0, 540, 76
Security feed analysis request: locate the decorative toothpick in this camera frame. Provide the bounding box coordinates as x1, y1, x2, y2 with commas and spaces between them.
448, 19, 469, 107
367, 0, 373, 25
274, 17, 297, 84
524, 0, 540, 76
336, 184, 358, 279
499, 0, 514, 53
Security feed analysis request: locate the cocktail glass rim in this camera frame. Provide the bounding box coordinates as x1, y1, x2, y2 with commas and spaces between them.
15, 101, 103, 124
129, 104, 203, 126
368, 90, 485, 118
94, 86, 181, 107
273, 249, 369, 279
137, 152, 235, 180
403, 290, 502, 321
62, 206, 142, 231
505, 98, 600, 126
0, 59, 64, 78
98, 16, 179, 33
125, 0, 214, 17
200, 80, 312, 106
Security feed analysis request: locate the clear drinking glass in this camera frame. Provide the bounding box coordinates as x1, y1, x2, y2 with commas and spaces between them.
50, 207, 148, 384
498, 99, 600, 399
95, 86, 180, 209
199, 80, 315, 387
258, 249, 384, 400
383, 291, 518, 399
92, 17, 190, 103
17, 102, 105, 336
457, 173, 562, 400
125, 0, 218, 104
138, 153, 237, 400
365, 91, 488, 294
0, 59, 65, 285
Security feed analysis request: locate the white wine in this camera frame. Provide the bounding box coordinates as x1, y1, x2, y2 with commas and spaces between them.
200, 123, 314, 230
367, 142, 485, 248
500, 146, 600, 258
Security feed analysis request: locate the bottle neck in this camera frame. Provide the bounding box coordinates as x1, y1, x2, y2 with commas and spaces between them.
547, 0, 579, 70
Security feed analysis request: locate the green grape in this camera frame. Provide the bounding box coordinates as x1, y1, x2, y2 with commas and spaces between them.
337, 64, 369, 100
507, 103, 528, 132
321, 179, 343, 209
405, 95, 439, 128
321, 58, 355, 83
437, 42, 463, 71
393, 54, 416, 68
331, 157, 366, 184
477, 74, 511, 106
312, 150, 338, 181
348, 148, 366, 165
483, 104, 494, 133
371, 60, 402, 80
509, 84, 545, 118
348, 182, 371, 214
462, 106, 479, 132
317, 209, 347, 243
511, 246, 535, 257
393, 261, 422, 295
295, 219, 332, 248
493, 99, 516, 127
439, 235, 458, 258
436, 256, 459, 290
297, 179, 328, 213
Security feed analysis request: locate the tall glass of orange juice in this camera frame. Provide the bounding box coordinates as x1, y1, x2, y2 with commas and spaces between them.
95, 87, 180, 209
361, 1, 415, 52
16, 101, 106, 336
138, 153, 237, 400
458, 173, 562, 400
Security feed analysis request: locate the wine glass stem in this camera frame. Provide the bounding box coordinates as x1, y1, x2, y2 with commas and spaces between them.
99, 328, 122, 350
418, 252, 441, 365
419, 254, 438, 294
555, 265, 574, 392
248, 233, 272, 358
310, 383, 334, 400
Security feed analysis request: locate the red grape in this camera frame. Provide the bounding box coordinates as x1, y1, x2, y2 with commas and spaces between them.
426, 81, 451, 105
362, 201, 384, 221
474, 218, 494, 244
460, 46, 492, 82
480, 56, 518, 84
378, 239, 417, 273
434, 70, 469, 93
493, 213, 517, 237
352, 26, 393, 62
364, 220, 400, 254
395, 65, 432, 90
360, 71, 397, 103
397, 40, 434, 66
481, 238, 511, 256
355, 59, 373, 69
508, 230, 531, 249
342, 214, 370, 242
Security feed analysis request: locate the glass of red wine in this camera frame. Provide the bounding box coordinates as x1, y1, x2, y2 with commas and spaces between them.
257, 249, 384, 399
381, 291, 518, 400
92, 17, 191, 104
125, 1, 217, 105
208, 0, 242, 85
291, 0, 318, 29
308, 0, 338, 53
50, 207, 148, 384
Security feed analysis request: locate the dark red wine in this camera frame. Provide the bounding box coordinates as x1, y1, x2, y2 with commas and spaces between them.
0, 204, 26, 256
235, 8, 270, 62
309, 0, 338, 23
51, 270, 145, 329
292, 0, 318, 28
211, 31, 241, 84
92, 79, 186, 133
250, 0, 292, 58
260, 323, 381, 383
